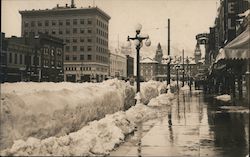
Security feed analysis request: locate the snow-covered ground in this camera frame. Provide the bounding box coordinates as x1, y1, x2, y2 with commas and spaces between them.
0, 79, 166, 150
1, 92, 175, 156
214, 94, 231, 102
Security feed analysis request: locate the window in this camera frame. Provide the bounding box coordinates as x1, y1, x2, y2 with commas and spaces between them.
66, 29, 70, 34
19, 54, 23, 64
88, 29, 92, 34
59, 20, 63, 26
14, 54, 17, 64
87, 38, 92, 43
31, 21, 35, 27
33, 56, 36, 65
80, 55, 84, 60
65, 46, 70, 52
57, 61, 62, 67
51, 60, 55, 66
65, 55, 69, 61
73, 28, 77, 34
52, 30, 56, 35
87, 55, 92, 60
52, 20, 56, 26
38, 22, 42, 26
66, 19, 70, 25
80, 29, 84, 34
87, 19, 92, 25
24, 22, 29, 27
80, 19, 84, 24
87, 46, 92, 52
59, 30, 63, 35
45, 20, 49, 26
73, 55, 77, 61
65, 38, 70, 43
73, 46, 77, 52
73, 38, 77, 43
80, 46, 84, 51
73, 19, 77, 25
57, 49, 62, 56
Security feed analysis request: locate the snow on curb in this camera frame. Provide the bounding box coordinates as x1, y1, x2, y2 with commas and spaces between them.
148, 93, 175, 107
0, 79, 166, 150
1, 90, 175, 156
1, 104, 156, 156
214, 94, 231, 102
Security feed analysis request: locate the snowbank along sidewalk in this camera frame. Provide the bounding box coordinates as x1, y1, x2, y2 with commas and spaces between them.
0, 79, 166, 150
1, 92, 175, 156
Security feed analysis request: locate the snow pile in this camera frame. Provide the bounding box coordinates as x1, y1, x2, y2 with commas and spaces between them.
148, 93, 175, 107
180, 85, 190, 91
0, 79, 134, 150
215, 94, 231, 102
140, 80, 167, 104
0, 79, 165, 150
1, 103, 159, 156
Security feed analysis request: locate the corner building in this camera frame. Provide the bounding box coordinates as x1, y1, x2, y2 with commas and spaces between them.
20, 5, 110, 82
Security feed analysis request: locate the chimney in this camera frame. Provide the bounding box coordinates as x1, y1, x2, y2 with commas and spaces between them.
71, 0, 76, 8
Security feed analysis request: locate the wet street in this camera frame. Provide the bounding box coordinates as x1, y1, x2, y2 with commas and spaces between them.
110, 90, 249, 157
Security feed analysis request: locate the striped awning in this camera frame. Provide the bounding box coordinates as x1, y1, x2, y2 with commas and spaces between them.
215, 28, 250, 62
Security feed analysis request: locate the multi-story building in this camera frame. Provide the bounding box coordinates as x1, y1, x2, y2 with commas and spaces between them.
109, 50, 127, 79
19, 1, 111, 82
1, 34, 33, 82
2, 33, 64, 82
0, 33, 8, 82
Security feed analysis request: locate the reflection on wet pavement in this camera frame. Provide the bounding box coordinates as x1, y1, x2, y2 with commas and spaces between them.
110, 90, 249, 157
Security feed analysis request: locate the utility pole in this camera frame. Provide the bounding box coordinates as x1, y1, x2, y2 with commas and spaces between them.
182, 49, 185, 87
167, 19, 171, 85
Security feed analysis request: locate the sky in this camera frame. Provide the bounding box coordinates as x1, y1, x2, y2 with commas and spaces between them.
2, 0, 219, 58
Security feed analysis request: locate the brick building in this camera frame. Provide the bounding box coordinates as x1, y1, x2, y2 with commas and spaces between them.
19, 2, 110, 82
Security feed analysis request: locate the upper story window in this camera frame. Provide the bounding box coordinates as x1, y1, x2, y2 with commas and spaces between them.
59, 20, 63, 26
87, 19, 92, 25
87, 55, 92, 60
52, 20, 56, 26
38, 21, 42, 27
45, 20, 49, 26
88, 29, 92, 34
65, 55, 70, 61
73, 19, 77, 25
80, 19, 84, 24
80, 28, 84, 34
31, 21, 35, 27
66, 19, 70, 26
24, 22, 29, 27
73, 28, 77, 34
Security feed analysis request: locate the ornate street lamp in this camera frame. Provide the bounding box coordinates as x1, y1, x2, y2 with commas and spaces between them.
126, 23, 151, 93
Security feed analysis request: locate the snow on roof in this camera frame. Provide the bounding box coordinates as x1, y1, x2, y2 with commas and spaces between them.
140, 57, 158, 63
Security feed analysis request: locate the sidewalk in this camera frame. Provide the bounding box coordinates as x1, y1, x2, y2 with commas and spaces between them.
110, 90, 249, 157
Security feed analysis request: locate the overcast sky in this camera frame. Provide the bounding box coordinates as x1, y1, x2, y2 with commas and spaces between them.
2, 0, 219, 57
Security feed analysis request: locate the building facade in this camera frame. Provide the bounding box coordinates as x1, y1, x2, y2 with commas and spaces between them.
19, 3, 110, 82
126, 55, 134, 78
2, 33, 64, 82
109, 51, 127, 79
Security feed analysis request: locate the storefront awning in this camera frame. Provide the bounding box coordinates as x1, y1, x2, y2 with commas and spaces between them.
215, 28, 250, 63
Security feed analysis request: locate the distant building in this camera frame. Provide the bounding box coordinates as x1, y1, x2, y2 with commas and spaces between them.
1, 33, 64, 82
140, 43, 200, 82
19, 2, 111, 82
109, 50, 127, 79
140, 57, 158, 81
126, 55, 134, 78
